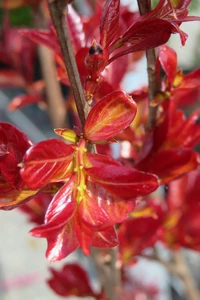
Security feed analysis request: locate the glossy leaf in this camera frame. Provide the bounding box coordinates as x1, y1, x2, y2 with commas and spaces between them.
44, 178, 76, 226
21, 29, 61, 55
109, 19, 172, 62
19, 193, 53, 225
86, 164, 158, 199
0, 122, 31, 189
84, 91, 137, 142
0, 70, 26, 88
100, 0, 120, 48
8, 94, 44, 111
137, 149, 198, 184
54, 129, 79, 143
21, 139, 74, 189
167, 0, 192, 9
67, 5, 86, 53
158, 45, 177, 88
0, 179, 38, 210
119, 202, 164, 262
48, 264, 98, 298
79, 180, 135, 230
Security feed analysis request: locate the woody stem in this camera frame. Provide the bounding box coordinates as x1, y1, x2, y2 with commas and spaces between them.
137, 0, 161, 131
46, 1, 121, 299
46, 0, 89, 129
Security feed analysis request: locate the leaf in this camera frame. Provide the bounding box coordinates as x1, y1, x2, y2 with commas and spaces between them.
86, 164, 158, 199
44, 178, 76, 226
84, 91, 137, 142
48, 264, 98, 298
54, 128, 79, 143
67, 5, 86, 53
179, 68, 200, 89
100, 0, 120, 48
0, 179, 38, 210
21, 29, 61, 55
8, 94, 44, 111
119, 202, 164, 262
109, 19, 172, 63
74, 216, 118, 255
0, 122, 31, 189
45, 219, 79, 262
79, 180, 135, 230
0, 70, 26, 88
167, 0, 192, 9
19, 192, 53, 225
21, 139, 74, 189
158, 45, 177, 88
137, 149, 199, 184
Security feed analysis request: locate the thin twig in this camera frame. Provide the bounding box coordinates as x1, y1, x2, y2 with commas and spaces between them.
47, 0, 89, 129
143, 248, 200, 300
46, 1, 121, 299
137, 0, 161, 131
173, 250, 200, 300
38, 46, 67, 128
32, 5, 67, 128
91, 247, 121, 300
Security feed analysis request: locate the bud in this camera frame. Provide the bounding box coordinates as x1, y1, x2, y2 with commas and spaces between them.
85, 39, 109, 80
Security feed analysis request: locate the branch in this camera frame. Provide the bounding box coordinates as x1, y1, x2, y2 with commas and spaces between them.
137, 0, 161, 131
38, 46, 67, 128
46, 0, 89, 129
91, 247, 122, 300
46, 1, 121, 299
143, 248, 200, 300
173, 250, 200, 300
32, 5, 67, 129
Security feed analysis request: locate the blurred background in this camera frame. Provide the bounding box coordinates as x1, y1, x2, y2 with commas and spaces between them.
0, 0, 200, 299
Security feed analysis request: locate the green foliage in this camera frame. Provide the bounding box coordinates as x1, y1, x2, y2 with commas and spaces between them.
0, 6, 33, 27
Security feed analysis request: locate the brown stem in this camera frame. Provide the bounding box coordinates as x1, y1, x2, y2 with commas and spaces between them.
146, 248, 200, 300
91, 247, 121, 300
32, 5, 67, 129
38, 46, 67, 128
173, 251, 200, 300
46, 1, 121, 299
46, 0, 89, 129
137, 0, 161, 131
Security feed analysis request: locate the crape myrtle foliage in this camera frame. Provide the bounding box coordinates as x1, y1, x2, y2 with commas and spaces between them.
0, 0, 200, 298
47, 262, 159, 299
0, 92, 159, 261
118, 170, 200, 264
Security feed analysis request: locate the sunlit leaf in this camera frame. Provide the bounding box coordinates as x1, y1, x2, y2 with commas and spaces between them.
84, 91, 137, 142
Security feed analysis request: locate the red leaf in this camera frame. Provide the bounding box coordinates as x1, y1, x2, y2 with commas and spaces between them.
109, 19, 172, 62
119, 202, 164, 262
179, 68, 200, 89
86, 164, 158, 199
84, 91, 137, 142
8, 94, 44, 111
79, 180, 135, 230
44, 178, 76, 226
0, 70, 26, 88
0, 177, 38, 210
48, 264, 97, 298
0, 122, 31, 189
67, 5, 86, 53
46, 219, 79, 262
21, 139, 74, 189
19, 192, 52, 225
100, 0, 120, 48
158, 45, 177, 88
167, 0, 192, 9
137, 149, 198, 184
21, 29, 61, 55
